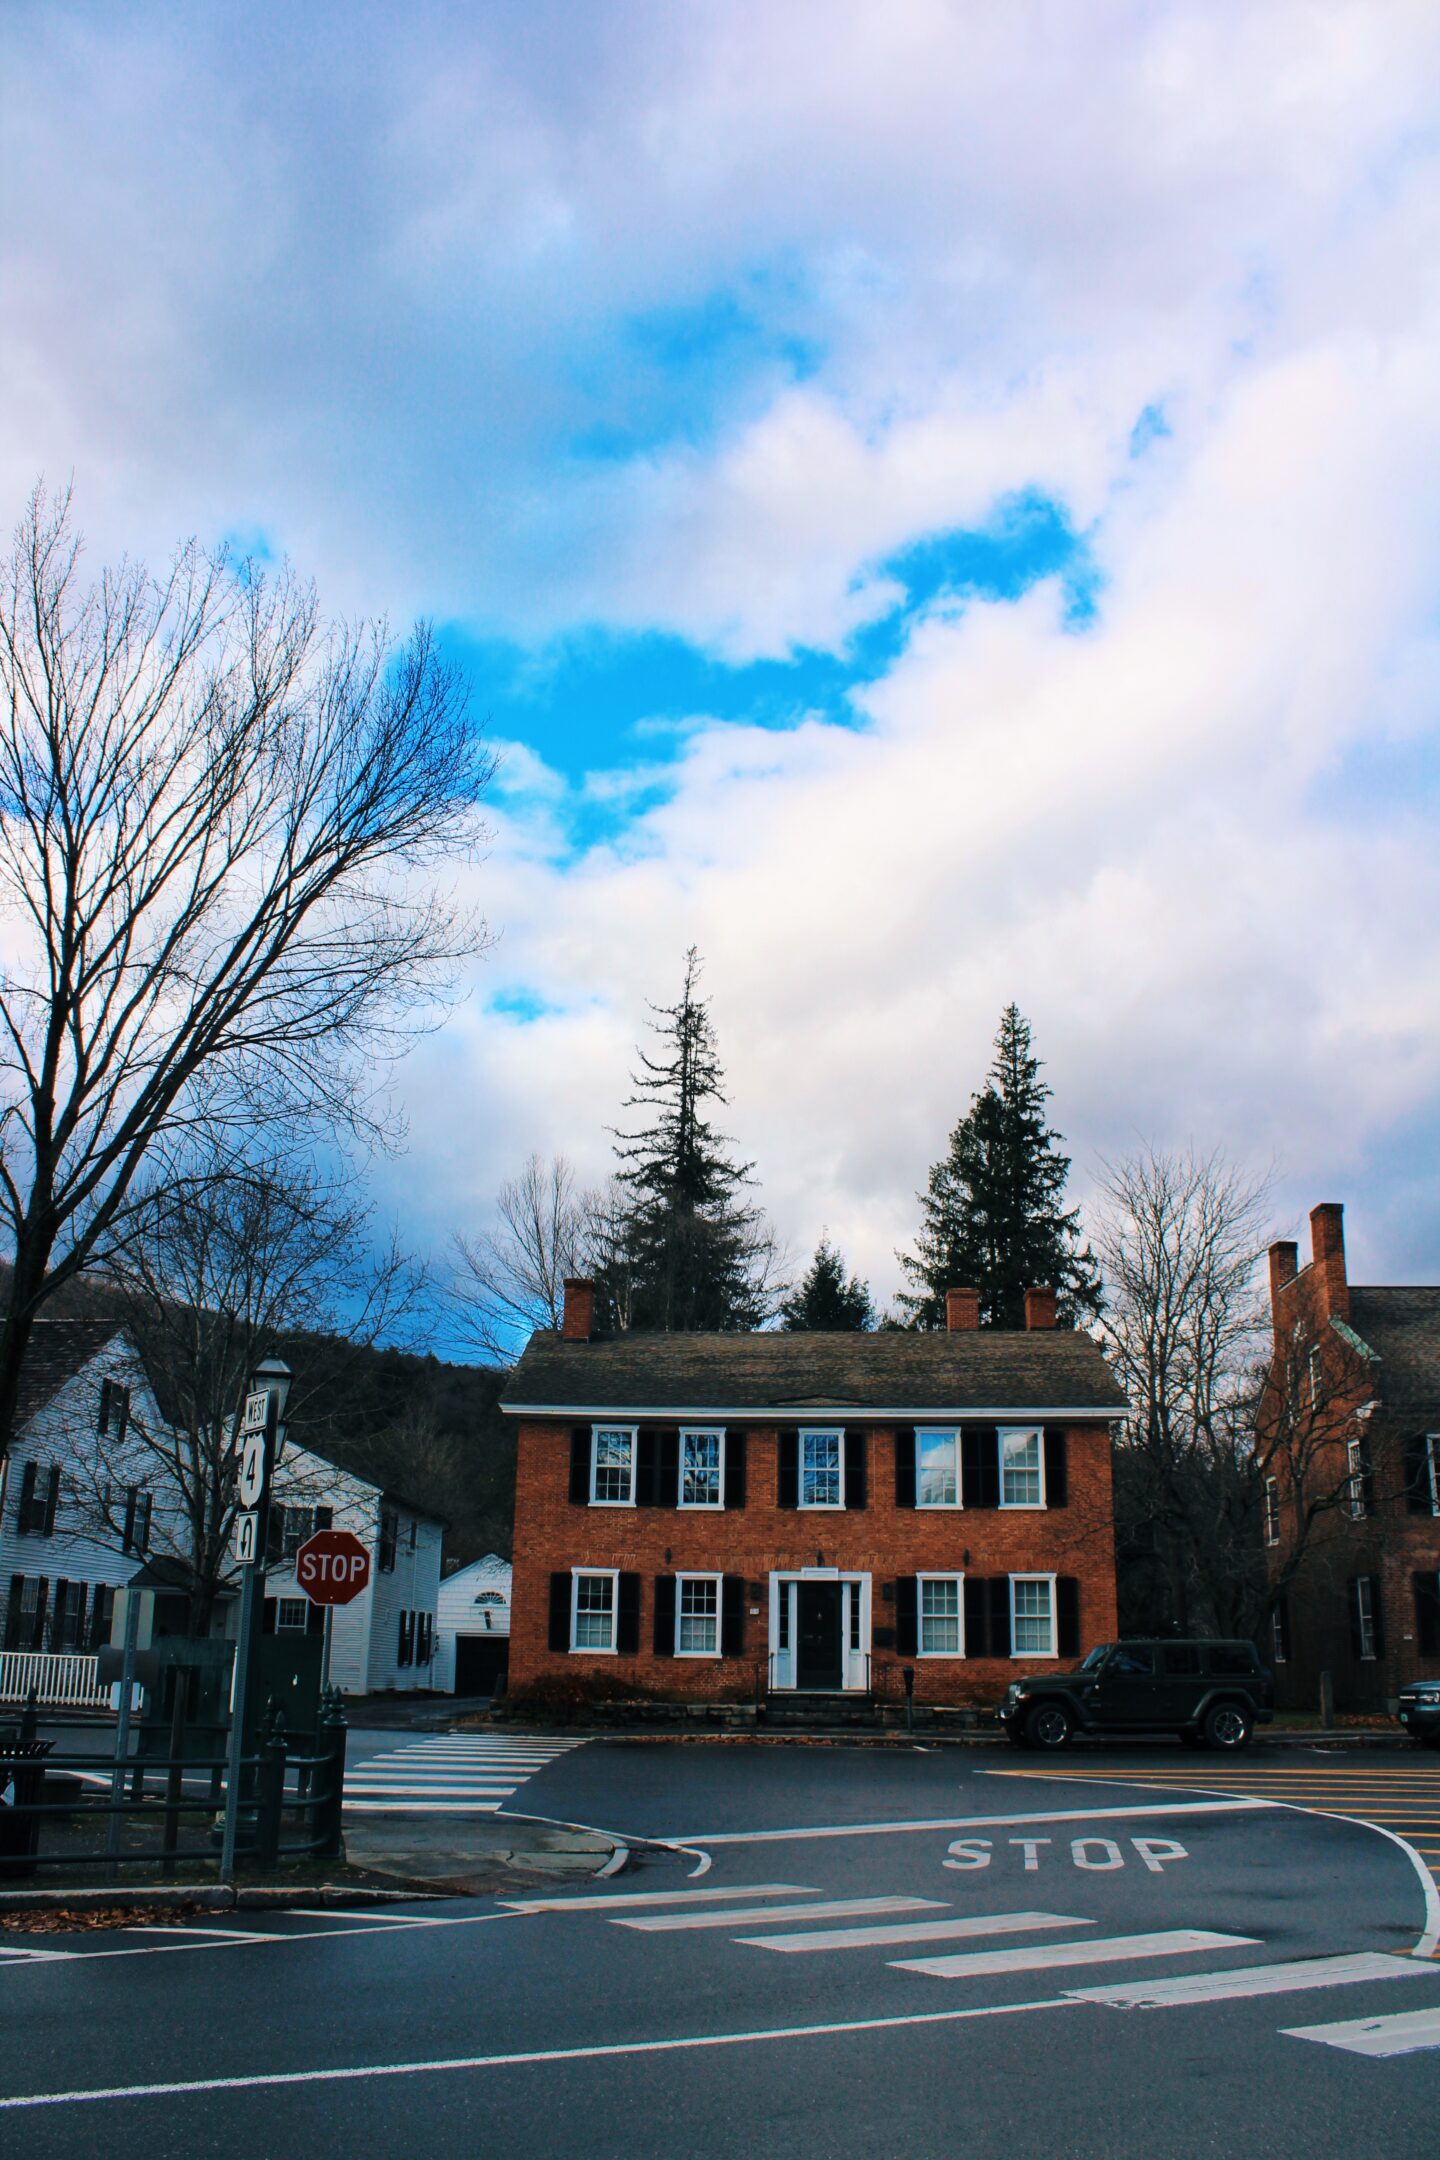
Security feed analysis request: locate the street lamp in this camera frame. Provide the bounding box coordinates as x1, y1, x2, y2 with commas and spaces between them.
219, 1354, 292, 1881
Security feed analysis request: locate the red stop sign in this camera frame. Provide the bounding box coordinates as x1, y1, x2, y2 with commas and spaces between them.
294, 1528, 372, 1606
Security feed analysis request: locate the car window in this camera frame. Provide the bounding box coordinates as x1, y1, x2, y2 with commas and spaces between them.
1079, 1646, 1112, 1671
1162, 1645, 1202, 1676
1205, 1644, 1259, 1676
1107, 1647, 1155, 1676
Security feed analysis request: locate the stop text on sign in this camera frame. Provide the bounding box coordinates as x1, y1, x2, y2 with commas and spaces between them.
945, 1836, 1188, 1873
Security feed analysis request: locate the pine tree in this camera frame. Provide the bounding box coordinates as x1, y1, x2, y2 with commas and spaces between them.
896, 1004, 1102, 1329
611, 949, 776, 1331
779, 1236, 874, 1332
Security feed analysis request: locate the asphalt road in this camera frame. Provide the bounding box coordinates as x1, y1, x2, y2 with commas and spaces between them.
4, 1740, 1440, 2158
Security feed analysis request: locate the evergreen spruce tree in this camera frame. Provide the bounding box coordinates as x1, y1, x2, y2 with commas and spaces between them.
779, 1236, 874, 1332
896, 1004, 1102, 1330
611, 949, 775, 1331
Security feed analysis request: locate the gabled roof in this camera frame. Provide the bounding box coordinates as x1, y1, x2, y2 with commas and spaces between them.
5, 1319, 130, 1429
501, 1327, 1127, 1419
1347, 1287, 1440, 1415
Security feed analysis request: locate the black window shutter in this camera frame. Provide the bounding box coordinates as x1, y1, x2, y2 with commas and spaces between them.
1405, 1434, 1431, 1514
653, 1574, 676, 1656
98, 1378, 113, 1434
307, 1599, 325, 1635
569, 1429, 590, 1506
844, 1431, 867, 1510
4, 1575, 24, 1650
17, 1460, 36, 1533
988, 1577, 1012, 1658
1414, 1573, 1440, 1656
962, 1429, 999, 1509
777, 1432, 799, 1509
43, 1464, 60, 1535
1274, 1594, 1291, 1663
137, 1492, 152, 1552
963, 1576, 989, 1658
548, 1572, 572, 1651
634, 1430, 658, 1508
264, 1503, 285, 1565
317, 1506, 334, 1531
1346, 1578, 1362, 1659
895, 1575, 918, 1657
658, 1429, 680, 1509
50, 1580, 69, 1652
1056, 1577, 1080, 1658
122, 1487, 137, 1554
616, 1572, 641, 1654
1369, 1576, 1386, 1659
721, 1576, 744, 1656
262, 1597, 277, 1637
1360, 1449, 1375, 1518
724, 1432, 747, 1509
29, 1577, 47, 1650
894, 1427, 915, 1508
1044, 1430, 1068, 1508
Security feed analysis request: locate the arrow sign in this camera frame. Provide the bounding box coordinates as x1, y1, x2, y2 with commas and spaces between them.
232, 1511, 259, 1565
294, 1528, 372, 1607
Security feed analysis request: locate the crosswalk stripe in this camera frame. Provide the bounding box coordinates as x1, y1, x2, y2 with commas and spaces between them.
1070, 1951, 1437, 2008
342, 1732, 581, 1815
501, 1884, 818, 1913
892, 1928, 1258, 1981
614, 1896, 944, 1934
737, 1911, 1095, 1954
1283, 2005, 1440, 2057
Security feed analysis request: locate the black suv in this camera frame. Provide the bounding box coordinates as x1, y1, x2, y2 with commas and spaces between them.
998, 1639, 1275, 1751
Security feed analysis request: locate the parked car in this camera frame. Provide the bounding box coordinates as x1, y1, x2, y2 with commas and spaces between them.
998, 1638, 1275, 1751
1396, 1678, 1440, 1747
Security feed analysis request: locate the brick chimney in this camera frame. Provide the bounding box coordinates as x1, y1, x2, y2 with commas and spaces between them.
1309, 1203, 1349, 1322
1023, 1285, 1057, 1330
561, 1277, 596, 1341
945, 1287, 980, 1332
1267, 1238, 1299, 1318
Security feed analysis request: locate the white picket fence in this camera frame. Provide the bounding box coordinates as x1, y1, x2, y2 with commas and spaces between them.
0, 1649, 112, 1709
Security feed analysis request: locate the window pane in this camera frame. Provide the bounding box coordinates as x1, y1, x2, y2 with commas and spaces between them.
682, 1433, 722, 1506
593, 1430, 633, 1503
1002, 1428, 1042, 1506
1013, 1578, 1053, 1653
801, 1433, 840, 1507
678, 1577, 718, 1653
918, 1432, 958, 1507
575, 1574, 615, 1648
920, 1577, 960, 1653
277, 1598, 308, 1631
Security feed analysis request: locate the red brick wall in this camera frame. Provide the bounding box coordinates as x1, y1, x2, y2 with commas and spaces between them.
509, 1420, 1117, 1706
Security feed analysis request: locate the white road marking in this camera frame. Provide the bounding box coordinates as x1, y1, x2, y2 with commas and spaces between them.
613, 1896, 943, 1934
738, 1911, 1095, 1954
131, 1926, 272, 1941
500, 1883, 817, 1913
343, 1734, 582, 1817
893, 1928, 1257, 1981
1283, 2005, 1440, 2057
0, 1944, 70, 1961
677, 1801, 1272, 1845
1071, 1951, 1440, 2010
282, 1909, 450, 1926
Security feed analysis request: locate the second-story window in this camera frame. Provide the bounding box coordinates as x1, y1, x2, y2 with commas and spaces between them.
679, 1430, 723, 1508
1000, 1428, 1044, 1508
1263, 1478, 1280, 1547
1346, 1439, 1367, 1520
591, 1427, 636, 1505
917, 1430, 960, 1508
800, 1430, 842, 1509
121, 1486, 151, 1555
98, 1379, 131, 1439
1425, 1436, 1440, 1515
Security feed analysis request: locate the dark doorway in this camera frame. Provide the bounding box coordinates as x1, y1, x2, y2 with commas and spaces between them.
796, 1582, 843, 1691
455, 1635, 509, 1696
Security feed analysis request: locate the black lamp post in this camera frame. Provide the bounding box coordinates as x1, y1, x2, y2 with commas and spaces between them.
219, 1356, 291, 1880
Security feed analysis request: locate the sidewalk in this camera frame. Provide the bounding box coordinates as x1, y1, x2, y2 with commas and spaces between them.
341, 1810, 621, 1896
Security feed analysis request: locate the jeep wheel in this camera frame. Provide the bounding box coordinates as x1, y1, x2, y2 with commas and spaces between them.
1026, 1702, 1073, 1749
1202, 1701, 1252, 1750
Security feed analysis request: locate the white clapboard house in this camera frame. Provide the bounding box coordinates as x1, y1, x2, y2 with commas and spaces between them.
0, 1318, 443, 1705
434, 1552, 511, 1695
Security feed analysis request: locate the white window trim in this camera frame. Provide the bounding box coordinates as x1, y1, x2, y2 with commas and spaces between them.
1354, 1574, 1377, 1662
1009, 1572, 1059, 1660
276, 1597, 309, 1632
915, 1428, 962, 1511
674, 1569, 723, 1657
916, 1570, 966, 1659
1346, 1438, 1367, 1521
570, 1566, 621, 1654
677, 1427, 726, 1511
798, 1427, 845, 1511
1263, 1477, 1280, 1548
1425, 1435, 1440, 1517
589, 1424, 638, 1508
998, 1425, 1046, 1511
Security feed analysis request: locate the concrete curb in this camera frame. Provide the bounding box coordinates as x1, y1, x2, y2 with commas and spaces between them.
505, 1725, 1411, 1750
0, 1880, 435, 1916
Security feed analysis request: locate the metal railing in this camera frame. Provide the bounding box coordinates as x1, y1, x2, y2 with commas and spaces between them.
0, 1650, 112, 1709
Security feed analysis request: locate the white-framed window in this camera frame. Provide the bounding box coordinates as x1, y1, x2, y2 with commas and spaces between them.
679, 1429, 724, 1509
571, 1569, 619, 1652
916, 1429, 960, 1509
1354, 1575, 1377, 1661
800, 1429, 843, 1509
590, 1427, 636, 1506
918, 1573, 964, 1657
276, 1597, 308, 1631
1346, 1438, 1367, 1521
1263, 1477, 1280, 1547
1307, 1345, 1323, 1409
676, 1572, 721, 1656
1424, 1435, 1440, 1516
1011, 1574, 1057, 1657
1000, 1426, 1044, 1508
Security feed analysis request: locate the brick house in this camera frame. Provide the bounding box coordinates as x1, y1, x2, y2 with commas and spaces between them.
1261, 1203, 1440, 1713
502, 1280, 1126, 1708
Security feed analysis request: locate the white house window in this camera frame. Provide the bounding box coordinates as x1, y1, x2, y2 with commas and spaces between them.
680, 1430, 724, 1509
572, 1571, 618, 1651
917, 1430, 960, 1508
676, 1574, 720, 1656
1346, 1439, 1367, 1521
276, 1597, 308, 1631
591, 1428, 636, 1506
800, 1430, 842, 1509
1307, 1345, 1323, 1408
1000, 1427, 1044, 1508
1354, 1576, 1377, 1661
1263, 1478, 1280, 1547
919, 1575, 963, 1656
1011, 1575, 1056, 1656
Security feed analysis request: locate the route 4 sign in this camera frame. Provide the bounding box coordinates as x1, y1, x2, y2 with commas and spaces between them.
294, 1528, 372, 1606
236, 1432, 266, 1510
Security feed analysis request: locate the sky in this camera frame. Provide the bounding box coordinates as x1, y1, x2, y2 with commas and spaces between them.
4, 0, 1440, 1340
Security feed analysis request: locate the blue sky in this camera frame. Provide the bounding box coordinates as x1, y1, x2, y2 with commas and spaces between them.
5, 1, 1440, 1329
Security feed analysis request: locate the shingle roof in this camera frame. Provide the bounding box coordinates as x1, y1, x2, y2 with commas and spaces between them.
501, 1328, 1127, 1418
1348, 1288, 1440, 1415
5, 1319, 128, 1428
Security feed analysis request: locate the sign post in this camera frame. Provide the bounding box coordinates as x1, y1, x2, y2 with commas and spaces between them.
219, 1360, 291, 1882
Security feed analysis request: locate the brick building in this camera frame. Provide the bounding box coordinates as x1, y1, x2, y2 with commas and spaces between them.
502, 1280, 1125, 1708
1261, 1203, 1440, 1712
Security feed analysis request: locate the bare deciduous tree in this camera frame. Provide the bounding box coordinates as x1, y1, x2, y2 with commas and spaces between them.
451, 1153, 588, 1363
0, 486, 493, 1459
